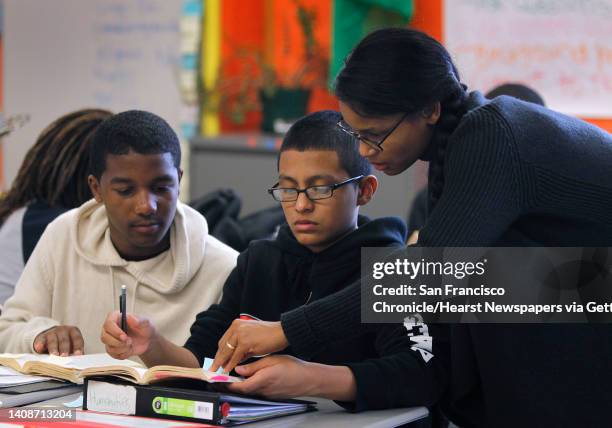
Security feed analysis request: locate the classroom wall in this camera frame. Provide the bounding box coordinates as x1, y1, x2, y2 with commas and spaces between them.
1, 0, 610, 195
415, 0, 612, 132
1, 0, 184, 189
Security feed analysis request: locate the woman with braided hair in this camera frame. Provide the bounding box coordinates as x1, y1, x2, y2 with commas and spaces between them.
0, 108, 112, 305
211, 28, 612, 426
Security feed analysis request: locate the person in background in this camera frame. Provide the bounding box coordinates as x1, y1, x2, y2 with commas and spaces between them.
485, 82, 546, 106
0, 109, 112, 307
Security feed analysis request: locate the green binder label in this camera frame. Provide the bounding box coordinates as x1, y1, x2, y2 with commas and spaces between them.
152, 396, 213, 420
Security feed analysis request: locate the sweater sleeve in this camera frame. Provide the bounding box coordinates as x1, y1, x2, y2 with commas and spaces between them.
281, 279, 361, 359
183, 249, 247, 365
0, 226, 60, 353
341, 321, 449, 412
419, 106, 523, 246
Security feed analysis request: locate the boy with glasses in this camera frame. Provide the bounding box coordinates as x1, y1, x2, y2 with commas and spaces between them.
101, 111, 443, 411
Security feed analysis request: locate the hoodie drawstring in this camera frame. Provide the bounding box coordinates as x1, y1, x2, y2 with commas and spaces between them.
109, 266, 117, 311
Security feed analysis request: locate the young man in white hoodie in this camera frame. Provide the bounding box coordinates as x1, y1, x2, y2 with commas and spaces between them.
0, 110, 238, 356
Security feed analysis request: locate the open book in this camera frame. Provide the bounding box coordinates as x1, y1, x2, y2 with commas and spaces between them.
0, 353, 241, 385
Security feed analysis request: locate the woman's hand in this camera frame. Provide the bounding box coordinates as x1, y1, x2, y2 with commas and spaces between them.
210, 319, 289, 374
226, 355, 316, 399
227, 355, 358, 402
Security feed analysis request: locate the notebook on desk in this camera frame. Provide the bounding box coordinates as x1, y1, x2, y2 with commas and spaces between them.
0, 365, 53, 387
83, 377, 316, 426
0, 383, 82, 408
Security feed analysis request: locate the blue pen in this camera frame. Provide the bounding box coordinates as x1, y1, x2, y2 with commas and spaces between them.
120, 285, 127, 332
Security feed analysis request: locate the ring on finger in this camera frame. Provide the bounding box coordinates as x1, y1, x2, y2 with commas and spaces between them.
226, 342, 236, 350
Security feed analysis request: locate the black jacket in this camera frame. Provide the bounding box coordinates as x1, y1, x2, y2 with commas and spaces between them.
22, 201, 68, 262
184, 216, 446, 411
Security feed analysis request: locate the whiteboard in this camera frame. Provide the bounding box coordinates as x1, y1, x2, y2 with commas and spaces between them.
444, 0, 612, 117
3, 0, 183, 184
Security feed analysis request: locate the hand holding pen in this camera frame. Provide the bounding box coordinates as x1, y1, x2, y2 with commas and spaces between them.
100, 285, 156, 359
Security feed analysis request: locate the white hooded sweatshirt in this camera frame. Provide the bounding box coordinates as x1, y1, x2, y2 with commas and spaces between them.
0, 199, 238, 354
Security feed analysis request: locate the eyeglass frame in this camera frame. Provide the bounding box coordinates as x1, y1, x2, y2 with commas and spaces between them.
337, 113, 409, 152
268, 175, 364, 202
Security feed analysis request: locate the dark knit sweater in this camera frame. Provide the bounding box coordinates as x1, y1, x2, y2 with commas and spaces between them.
280, 92, 612, 427
184, 216, 446, 411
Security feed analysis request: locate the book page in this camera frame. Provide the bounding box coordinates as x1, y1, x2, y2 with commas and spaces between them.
147, 366, 241, 383
132, 367, 148, 381
44, 354, 143, 370
0, 353, 49, 369
0, 353, 142, 372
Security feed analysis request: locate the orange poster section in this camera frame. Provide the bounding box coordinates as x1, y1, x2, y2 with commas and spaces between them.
219, 0, 265, 131
219, 0, 336, 132
410, 0, 443, 42
410, 0, 611, 132
271, 0, 337, 114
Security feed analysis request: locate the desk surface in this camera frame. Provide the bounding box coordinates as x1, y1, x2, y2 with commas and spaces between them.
36, 392, 428, 428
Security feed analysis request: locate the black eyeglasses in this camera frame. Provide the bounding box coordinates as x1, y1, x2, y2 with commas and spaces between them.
268, 175, 364, 202
337, 113, 408, 152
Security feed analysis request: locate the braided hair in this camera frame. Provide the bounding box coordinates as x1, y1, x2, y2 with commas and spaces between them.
0, 108, 112, 224
334, 28, 469, 209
